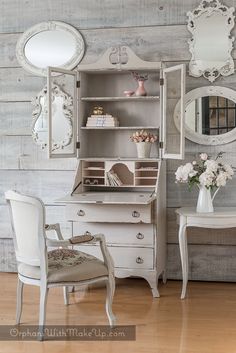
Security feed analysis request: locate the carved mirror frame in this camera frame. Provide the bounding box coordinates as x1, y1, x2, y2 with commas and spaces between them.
32, 84, 73, 150
187, 0, 235, 82
174, 86, 236, 145
16, 21, 85, 76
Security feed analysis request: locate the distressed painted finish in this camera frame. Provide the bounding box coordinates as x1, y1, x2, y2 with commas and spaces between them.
1, 0, 236, 280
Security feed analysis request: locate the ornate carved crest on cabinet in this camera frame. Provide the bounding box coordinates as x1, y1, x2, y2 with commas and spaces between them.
80, 45, 159, 71
187, 0, 235, 82
32, 84, 73, 150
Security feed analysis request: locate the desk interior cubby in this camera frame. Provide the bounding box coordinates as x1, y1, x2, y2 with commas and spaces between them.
81, 160, 159, 189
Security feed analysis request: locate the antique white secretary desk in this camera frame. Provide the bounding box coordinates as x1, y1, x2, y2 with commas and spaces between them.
46, 46, 185, 297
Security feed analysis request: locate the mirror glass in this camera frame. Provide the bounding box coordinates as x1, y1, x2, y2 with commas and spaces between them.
174, 86, 236, 145
32, 84, 73, 151
16, 21, 85, 76
25, 30, 77, 68
186, 96, 236, 135
187, 0, 235, 82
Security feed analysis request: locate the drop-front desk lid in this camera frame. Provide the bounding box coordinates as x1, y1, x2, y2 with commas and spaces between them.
56, 192, 156, 205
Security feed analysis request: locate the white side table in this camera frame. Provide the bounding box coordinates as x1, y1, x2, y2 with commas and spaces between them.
176, 207, 236, 299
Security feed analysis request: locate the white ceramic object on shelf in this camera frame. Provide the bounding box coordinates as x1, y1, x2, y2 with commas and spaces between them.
136, 142, 152, 158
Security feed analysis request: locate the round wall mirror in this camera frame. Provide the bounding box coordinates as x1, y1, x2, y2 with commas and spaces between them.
174, 86, 236, 145
16, 21, 85, 76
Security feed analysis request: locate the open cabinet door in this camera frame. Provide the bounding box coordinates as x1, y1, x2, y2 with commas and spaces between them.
162, 64, 185, 160
47, 67, 78, 158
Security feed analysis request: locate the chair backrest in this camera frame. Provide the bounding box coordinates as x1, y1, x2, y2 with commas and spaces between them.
5, 190, 47, 268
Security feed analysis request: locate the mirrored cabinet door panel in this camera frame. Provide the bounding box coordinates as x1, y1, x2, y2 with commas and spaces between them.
162, 64, 185, 160
47, 67, 78, 158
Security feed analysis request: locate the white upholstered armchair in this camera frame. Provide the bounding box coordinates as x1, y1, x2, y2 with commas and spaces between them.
5, 190, 116, 339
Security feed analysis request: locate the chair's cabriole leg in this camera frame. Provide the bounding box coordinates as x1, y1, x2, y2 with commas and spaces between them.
105, 275, 116, 327
63, 286, 69, 305
16, 278, 24, 325
39, 284, 49, 341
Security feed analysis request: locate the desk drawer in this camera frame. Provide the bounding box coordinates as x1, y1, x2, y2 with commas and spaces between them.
76, 245, 154, 270
66, 204, 152, 223
73, 223, 154, 246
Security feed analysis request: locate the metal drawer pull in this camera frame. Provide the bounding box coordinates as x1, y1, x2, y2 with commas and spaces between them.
136, 232, 144, 240
132, 211, 140, 218
136, 257, 144, 264
77, 210, 85, 216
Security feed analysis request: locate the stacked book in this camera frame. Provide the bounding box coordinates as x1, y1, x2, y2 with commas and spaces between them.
86, 114, 119, 127
106, 170, 123, 186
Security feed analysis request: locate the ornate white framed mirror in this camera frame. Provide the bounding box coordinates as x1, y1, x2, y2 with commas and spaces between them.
187, 0, 235, 82
16, 21, 85, 76
32, 84, 73, 150
174, 86, 236, 145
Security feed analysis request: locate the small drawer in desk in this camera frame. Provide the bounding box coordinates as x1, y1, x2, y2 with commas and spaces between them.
77, 245, 154, 270
73, 222, 155, 246
66, 204, 152, 223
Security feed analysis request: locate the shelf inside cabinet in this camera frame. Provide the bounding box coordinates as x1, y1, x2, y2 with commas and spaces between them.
81, 96, 160, 102
81, 126, 159, 130
81, 159, 159, 189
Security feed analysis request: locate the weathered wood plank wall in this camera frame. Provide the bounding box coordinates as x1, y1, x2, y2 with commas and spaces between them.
1, 0, 236, 280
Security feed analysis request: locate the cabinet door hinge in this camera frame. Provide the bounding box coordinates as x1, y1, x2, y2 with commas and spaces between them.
159, 141, 163, 149
160, 78, 164, 86
76, 141, 80, 149
76, 81, 80, 88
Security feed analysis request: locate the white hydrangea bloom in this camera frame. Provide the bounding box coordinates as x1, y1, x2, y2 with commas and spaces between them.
216, 171, 227, 187
205, 159, 218, 173
175, 163, 197, 183
199, 171, 215, 187
223, 163, 234, 178
200, 153, 208, 161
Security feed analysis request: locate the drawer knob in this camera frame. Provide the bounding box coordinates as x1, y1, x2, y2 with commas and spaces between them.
136, 256, 144, 264
136, 232, 144, 240
77, 209, 85, 216
132, 211, 140, 218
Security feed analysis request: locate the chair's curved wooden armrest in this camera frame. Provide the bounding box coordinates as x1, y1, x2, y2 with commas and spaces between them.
45, 223, 64, 240
92, 234, 114, 273
69, 234, 94, 244
46, 234, 95, 247
46, 238, 71, 247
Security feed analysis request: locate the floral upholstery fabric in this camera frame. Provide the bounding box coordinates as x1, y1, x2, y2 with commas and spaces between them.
18, 249, 108, 283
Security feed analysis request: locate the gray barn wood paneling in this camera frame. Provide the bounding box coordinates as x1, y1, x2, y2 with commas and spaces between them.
0, 170, 74, 205
0, 239, 16, 272
0, 135, 77, 170
167, 244, 236, 282
0, 1, 207, 33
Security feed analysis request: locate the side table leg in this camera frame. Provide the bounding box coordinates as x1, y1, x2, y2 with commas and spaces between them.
178, 216, 188, 299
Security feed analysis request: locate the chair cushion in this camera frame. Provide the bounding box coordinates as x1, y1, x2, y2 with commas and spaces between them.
18, 249, 108, 283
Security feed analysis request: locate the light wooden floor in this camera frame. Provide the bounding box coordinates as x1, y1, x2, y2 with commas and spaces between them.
1, 273, 236, 353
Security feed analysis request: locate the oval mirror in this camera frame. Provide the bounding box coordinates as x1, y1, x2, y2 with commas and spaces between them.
16, 21, 85, 76
174, 86, 236, 145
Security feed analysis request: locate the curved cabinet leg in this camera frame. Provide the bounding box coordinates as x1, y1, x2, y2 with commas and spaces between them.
105, 275, 116, 327
144, 272, 160, 298
63, 286, 69, 305
16, 278, 24, 325
178, 216, 188, 299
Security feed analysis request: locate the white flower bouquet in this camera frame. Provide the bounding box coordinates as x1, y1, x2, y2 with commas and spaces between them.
130, 130, 158, 143
175, 152, 234, 190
